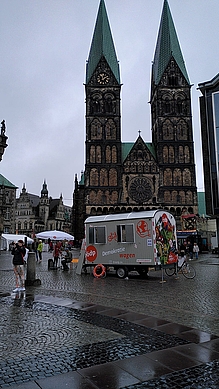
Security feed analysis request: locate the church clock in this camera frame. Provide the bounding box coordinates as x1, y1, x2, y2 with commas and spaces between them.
97, 72, 110, 84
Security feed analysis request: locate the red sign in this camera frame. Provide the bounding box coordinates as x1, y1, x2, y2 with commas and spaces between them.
167, 251, 178, 264
136, 220, 151, 238
108, 232, 117, 242
86, 245, 97, 262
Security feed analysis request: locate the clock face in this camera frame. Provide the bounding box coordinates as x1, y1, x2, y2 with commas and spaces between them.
97, 73, 110, 85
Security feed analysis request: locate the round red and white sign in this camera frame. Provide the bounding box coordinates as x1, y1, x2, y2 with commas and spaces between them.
85, 245, 97, 262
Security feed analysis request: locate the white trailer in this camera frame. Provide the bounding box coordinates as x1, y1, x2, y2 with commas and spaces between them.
83, 210, 178, 278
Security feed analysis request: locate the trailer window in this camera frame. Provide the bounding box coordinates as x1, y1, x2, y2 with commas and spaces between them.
117, 224, 134, 243
88, 226, 106, 244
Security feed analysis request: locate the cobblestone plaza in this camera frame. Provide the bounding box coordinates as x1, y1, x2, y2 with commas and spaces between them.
0, 251, 219, 388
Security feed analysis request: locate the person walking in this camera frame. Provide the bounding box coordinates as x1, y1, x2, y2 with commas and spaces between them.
193, 242, 199, 259
186, 241, 193, 261
53, 241, 61, 268
12, 240, 26, 292
32, 239, 38, 261
37, 240, 43, 262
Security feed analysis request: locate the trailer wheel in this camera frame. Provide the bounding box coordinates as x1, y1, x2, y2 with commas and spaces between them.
116, 267, 128, 279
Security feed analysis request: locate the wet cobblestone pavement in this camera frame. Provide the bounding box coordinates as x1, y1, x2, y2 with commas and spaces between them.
0, 251, 219, 388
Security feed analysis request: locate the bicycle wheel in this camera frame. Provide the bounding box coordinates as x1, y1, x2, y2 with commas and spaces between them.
164, 266, 176, 276
182, 263, 196, 279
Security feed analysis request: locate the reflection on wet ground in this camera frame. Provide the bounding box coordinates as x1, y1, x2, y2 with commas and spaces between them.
0, 251, 219, 388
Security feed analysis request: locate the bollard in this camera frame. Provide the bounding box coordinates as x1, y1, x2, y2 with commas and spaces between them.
25, 252, 41, 286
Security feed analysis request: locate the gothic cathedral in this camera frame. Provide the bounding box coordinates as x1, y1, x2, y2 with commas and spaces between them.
72, 0, 198, 241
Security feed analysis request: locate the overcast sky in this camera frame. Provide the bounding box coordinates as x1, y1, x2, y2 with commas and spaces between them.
1, 0, 219, 206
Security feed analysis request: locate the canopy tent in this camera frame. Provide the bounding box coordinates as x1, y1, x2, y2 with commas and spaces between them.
35, 230, 74, 241
1, 234, 34, 251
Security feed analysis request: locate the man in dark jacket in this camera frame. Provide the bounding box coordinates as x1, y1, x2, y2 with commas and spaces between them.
12, 240, 26, 292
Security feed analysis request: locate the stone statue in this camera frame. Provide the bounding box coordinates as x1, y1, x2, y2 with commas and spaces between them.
1, 120, 6, 135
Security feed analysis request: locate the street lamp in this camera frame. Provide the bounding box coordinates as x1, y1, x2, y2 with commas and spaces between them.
0, 120, 8, 251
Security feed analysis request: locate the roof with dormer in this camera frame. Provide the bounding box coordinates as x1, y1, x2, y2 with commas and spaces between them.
152, 0, 189, 85
0, 174, 17, 189
86, 0, 120, 84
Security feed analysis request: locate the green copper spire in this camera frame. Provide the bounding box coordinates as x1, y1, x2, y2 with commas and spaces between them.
152, 0, 189, 85
86, 0, 120, 84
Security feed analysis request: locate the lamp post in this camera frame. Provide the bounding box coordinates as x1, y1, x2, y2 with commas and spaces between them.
0, 120, 8, 251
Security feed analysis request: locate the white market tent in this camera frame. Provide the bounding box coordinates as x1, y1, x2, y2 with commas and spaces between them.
1, 234, 34, 251
35, 230, 74, 241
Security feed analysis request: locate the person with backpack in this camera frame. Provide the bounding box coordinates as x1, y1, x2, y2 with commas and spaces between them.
11, 240, 26, 292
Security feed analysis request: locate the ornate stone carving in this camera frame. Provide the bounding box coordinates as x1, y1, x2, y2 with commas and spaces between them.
128, 177, 152, 203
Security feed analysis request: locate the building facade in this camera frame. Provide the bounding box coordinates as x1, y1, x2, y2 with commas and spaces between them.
199, 73, 219, 217
0, 174, 17, 235
72, 0, 198, 241
199, 73, 219, 248
15, 182, 72, 237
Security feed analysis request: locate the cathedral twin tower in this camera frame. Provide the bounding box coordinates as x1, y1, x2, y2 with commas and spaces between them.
72, 0, 198, 240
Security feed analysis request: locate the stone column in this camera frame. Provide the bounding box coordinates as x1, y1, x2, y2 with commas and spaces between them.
25, 252, 41, 286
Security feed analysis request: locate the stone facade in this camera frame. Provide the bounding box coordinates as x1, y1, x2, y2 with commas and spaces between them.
15, 182, 71, 237
0, 174, 17, 234
72, 0, 198, 241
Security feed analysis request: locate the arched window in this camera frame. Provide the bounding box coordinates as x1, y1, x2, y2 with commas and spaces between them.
164, 97, 171, 114
186, 191, 193, 204
183, 169, 191, 186
184, 146, 190, 163
109, 169, 117, 186
104, 93, 114, 113
163, 146, 169, 163
179, 190, 185, 204
90, 94, 101, 114
172, 191, 178, 203
96, 146, 101, 163
179, 146, 184, 163
173, 169, 182, 186
91, 119, 102, 139
112, 146, 117, 163
90, 146, 95, 163
100, 169, 108, 186
106, 145, 111, 163
164, 191, 171, 202
90, 169, 98, 186
89, 191, 96, 204
169, 146, 174, 163
163, 119, 174, 140
176, 98, 182, 114
164, 169, 172, 185
106, 119, 116, 139
177, 119, 187, 140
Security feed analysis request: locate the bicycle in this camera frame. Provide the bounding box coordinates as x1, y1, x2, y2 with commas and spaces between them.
165, 259, 196, 279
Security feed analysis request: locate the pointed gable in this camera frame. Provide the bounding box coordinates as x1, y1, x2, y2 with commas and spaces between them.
86, 0, 120, 84
122, 137, 156, 164
152, 0, 189, 85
